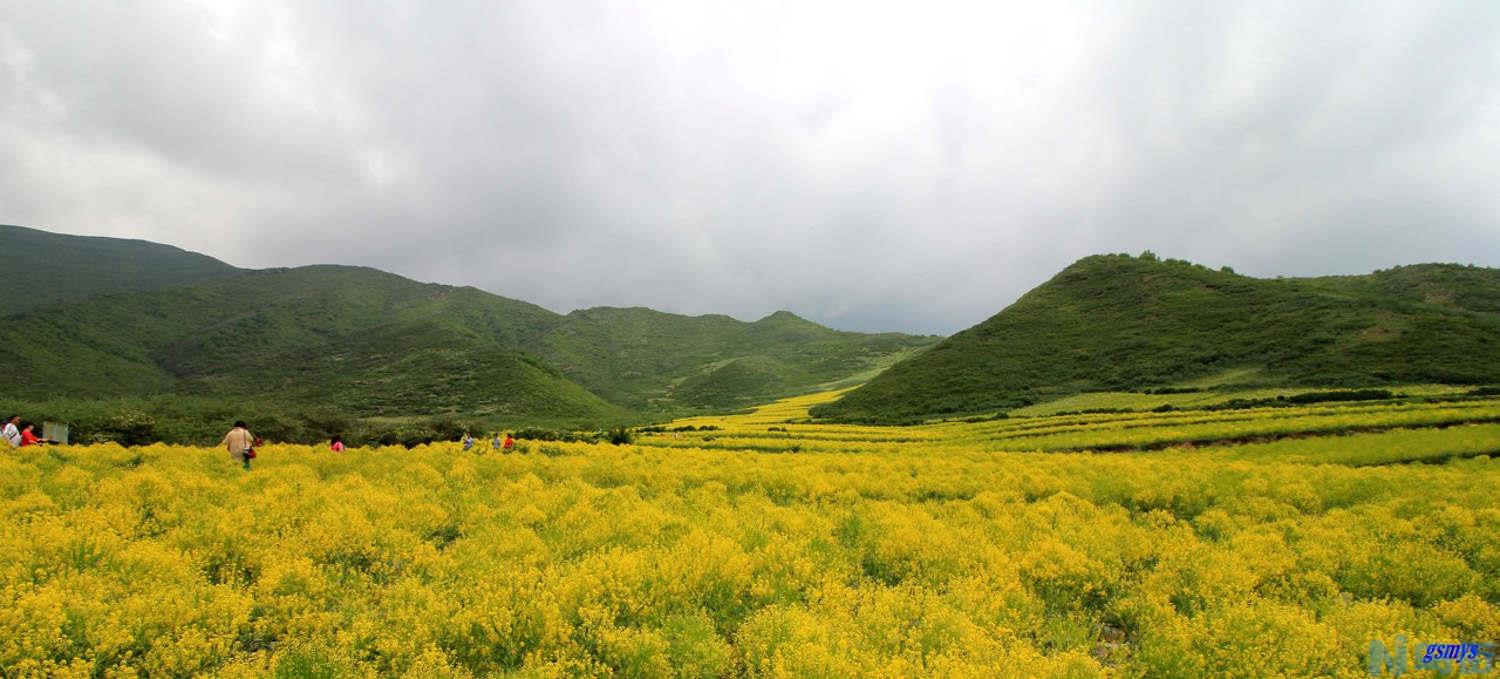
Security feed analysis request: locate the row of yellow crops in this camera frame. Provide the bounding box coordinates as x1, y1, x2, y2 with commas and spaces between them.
0, 391, 1496, 677
639, 394, 1500, 453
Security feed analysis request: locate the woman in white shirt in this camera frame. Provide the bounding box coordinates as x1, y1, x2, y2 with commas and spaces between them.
3, 415, 21, 448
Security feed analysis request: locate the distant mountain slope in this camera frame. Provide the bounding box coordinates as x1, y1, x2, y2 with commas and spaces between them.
0, 265, 612, 419
0, 226, 940, 422
0, 224, 241, 316
525, 307, 939, 410
814, 254, 1500, 422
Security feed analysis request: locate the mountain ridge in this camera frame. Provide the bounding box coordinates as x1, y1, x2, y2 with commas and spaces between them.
0, 224, 939, 437
813, 253, 1500, 423
0, 223, 242, 317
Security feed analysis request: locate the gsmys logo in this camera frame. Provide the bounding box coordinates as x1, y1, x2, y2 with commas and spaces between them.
1368, 636, 1495, 676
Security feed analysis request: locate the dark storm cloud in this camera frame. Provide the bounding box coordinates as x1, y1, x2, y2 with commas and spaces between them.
3, 1, 1498, 334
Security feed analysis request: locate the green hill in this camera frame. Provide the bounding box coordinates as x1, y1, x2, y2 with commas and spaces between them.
0, 224, 240, 316
0, 226, 940, 438
671, 355, 803, 408
524, 307, 938, 410
0, 265, 611, 420
1, 268, 934, 421
813, 253, 1500, 422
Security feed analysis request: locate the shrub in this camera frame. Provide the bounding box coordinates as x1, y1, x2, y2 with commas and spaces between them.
101, 410, 157, 446
607, 427, 633, 446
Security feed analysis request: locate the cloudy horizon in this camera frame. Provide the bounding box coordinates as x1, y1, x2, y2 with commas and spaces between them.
4, 2, 1500, 334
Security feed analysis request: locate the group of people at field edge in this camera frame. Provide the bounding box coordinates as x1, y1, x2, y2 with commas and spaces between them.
8, 415, 521, 467
3, 415, 55, 448
465, 431, 516, 452
218, 422, 517, 470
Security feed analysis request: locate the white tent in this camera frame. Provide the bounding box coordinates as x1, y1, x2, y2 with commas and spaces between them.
43, 422, 69, 445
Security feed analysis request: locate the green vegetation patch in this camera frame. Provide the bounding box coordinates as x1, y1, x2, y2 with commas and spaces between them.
818, 254, 1500, 422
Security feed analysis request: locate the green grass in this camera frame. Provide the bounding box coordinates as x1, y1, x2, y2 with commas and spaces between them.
811, 346, 932, 392
1007, 382, 1470, 417
1197, 423, 1500, 466
968, 401, 1500, 452
816, 253, 1500, 422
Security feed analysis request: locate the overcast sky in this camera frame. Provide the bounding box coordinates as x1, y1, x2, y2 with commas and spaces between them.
4, 2, 1499, 334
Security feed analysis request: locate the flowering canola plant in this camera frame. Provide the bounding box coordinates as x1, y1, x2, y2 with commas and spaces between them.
0, 391, 1497, 677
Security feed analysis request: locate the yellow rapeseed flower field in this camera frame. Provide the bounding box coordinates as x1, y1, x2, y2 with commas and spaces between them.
1, 390, 1497, 677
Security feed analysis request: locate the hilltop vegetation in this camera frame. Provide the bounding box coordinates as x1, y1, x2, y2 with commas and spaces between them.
0, 225, 936, 441
0, 224, 240, 316
816, 253, 1500, 422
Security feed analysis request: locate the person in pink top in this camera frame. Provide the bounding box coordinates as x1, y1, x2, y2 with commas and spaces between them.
330, 435, 346, 452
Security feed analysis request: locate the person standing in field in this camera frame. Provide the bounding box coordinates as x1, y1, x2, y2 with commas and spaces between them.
3, 415, 20, 448
462, 432, 475, 451
330, 435, 345, 452
19, 423, 49, 446
502, 433, 515, 452
222, 421, 255, 470
490, 433, 501, 451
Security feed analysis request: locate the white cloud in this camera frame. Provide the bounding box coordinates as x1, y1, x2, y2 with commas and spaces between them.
2, 1, 1498, 333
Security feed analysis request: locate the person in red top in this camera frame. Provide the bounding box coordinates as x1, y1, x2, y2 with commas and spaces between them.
19, 423, 46, 446
502, 433, 515, 451
330, 435, 346, 452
